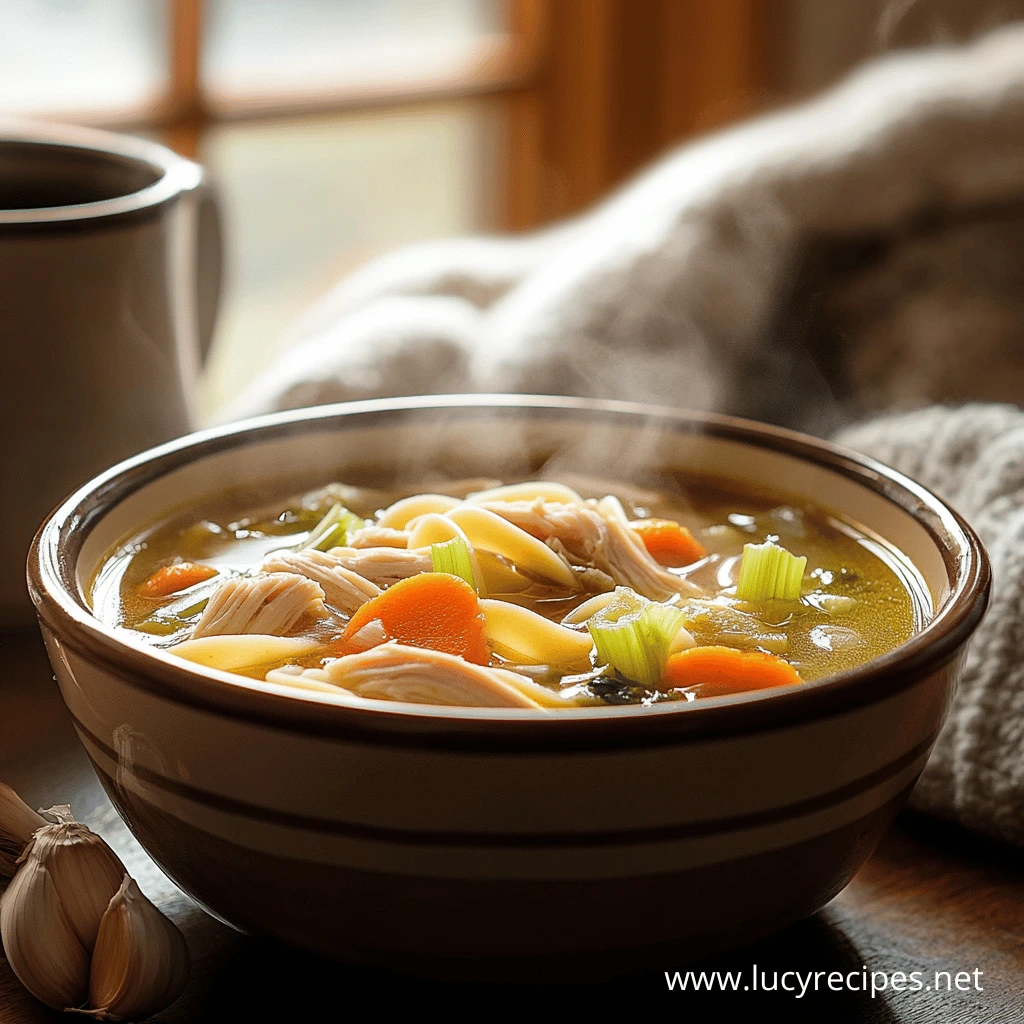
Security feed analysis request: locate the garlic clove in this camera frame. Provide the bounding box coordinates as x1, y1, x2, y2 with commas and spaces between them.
29, 814, 126, 953
0, 854, 90, 1010
0, 781, 45, 878
87, 876, 189, 1021
0, 791, 188, 1019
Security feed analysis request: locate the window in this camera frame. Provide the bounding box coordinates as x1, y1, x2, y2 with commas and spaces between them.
6, 0, 768, 415
1, 2, 168, 118
203, 0, 506, 101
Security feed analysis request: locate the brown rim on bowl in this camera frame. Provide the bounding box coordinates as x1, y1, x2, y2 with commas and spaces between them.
27, 395, 990, 752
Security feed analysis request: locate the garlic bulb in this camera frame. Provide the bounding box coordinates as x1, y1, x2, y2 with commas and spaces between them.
0, 854, 90, 1009
29, 806, 126, 951
0, 781, 45, 877
0, 787, 190, 1019
87, 876, 189, 1022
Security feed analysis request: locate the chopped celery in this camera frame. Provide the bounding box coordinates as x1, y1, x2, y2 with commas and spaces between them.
431, 536, 477, 590
735, 541, 807, 602
587, 588, 687, 688
641, 602, 689, 654
300, 503, 368, 552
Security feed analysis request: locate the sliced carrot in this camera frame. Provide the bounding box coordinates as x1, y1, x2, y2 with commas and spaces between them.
661, 645, 801, 697
631, 519, 707, 567
337, 573, 490, 665
138, 562, 218, 599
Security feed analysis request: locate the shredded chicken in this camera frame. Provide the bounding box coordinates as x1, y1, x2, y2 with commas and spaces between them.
321, 546, 433, 587
346, 525, 410, 549
262, 549, 381, 614
269, 642, 543, 708
193, 572, 327, 638
478, 499, 701, 601
570, 565, 615, 593
476, 499, 556, 539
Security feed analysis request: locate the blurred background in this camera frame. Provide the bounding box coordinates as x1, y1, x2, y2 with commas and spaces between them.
4, 0, 1019, 419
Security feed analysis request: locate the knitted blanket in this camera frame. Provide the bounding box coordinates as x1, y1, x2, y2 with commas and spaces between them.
839, 407, 1024, 846
226, 28, 1024, 846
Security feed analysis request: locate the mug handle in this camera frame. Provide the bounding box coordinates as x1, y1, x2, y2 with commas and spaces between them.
194, 177, 224, 367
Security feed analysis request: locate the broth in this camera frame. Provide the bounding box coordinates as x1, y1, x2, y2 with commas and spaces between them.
90, 475, 928, 709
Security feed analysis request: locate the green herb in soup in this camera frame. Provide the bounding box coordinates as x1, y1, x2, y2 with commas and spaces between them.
89, 477, 929, 709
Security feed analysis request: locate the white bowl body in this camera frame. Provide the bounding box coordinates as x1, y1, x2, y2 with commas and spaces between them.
29, 397, 987, 974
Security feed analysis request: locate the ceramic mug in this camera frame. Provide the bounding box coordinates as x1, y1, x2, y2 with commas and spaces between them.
0, 120, 222, 626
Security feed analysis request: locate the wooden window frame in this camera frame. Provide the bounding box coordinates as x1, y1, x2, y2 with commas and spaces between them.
75, 0, 541, 161
31, 0, 773, 230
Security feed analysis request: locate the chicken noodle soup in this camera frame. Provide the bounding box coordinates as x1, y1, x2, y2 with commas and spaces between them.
90, 477, 930, 709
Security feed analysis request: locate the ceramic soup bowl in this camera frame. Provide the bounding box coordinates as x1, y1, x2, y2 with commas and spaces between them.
27, 396, 989, 977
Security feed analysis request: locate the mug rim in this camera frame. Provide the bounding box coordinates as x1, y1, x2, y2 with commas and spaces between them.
0, 120, 201, 229
26, 395, 992, 751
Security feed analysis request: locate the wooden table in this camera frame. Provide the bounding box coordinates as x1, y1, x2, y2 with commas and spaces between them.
2, 629, 1021, 1021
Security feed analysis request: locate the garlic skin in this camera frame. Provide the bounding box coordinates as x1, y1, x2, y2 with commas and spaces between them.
0, 854, 90, 1010
29, 807, 126, 952
0, 781, 45, 877
86, 876, 189, 1021
0, 788, 190, 1019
